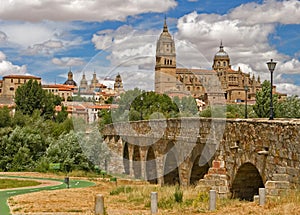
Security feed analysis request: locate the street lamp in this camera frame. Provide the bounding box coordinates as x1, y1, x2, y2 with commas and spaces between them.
244, 85, 249, 119
267, 59, 277, 120
140, 96, 143, 120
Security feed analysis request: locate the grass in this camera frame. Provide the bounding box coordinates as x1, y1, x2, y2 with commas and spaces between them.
0, 178, 41, 189
6, 172, 300, 214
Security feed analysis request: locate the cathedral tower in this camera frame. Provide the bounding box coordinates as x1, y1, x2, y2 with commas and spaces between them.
212, 41, 231, 72
155, 17, 177, 94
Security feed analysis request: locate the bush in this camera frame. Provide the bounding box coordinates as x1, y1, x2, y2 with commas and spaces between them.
174, 186, 183, 203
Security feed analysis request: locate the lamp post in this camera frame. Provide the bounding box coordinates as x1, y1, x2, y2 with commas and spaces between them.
267, 59, 277, 120
140, 96, 143, 120
244, 85, 249, 119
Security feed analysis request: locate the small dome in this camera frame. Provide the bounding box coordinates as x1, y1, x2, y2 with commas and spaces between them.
214, 42, 229, 59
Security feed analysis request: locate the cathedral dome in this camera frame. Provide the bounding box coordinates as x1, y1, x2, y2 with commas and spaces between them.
214, 42, 229, 59
64, 70, 77, 86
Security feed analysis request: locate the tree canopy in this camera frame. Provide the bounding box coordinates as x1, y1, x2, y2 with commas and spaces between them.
15, 79, 61, 119
253, 80, 278, 118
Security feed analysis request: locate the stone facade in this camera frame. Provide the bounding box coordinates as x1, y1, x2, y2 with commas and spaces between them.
0, 74, 41, 99
102, 118, 300, 200
155, 20, 286, 104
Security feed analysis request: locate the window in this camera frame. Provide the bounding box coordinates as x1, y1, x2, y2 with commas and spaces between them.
10, 87, 14, 91
11, 79, 13, 83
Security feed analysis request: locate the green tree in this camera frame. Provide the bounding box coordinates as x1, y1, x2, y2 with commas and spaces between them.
15, 79, 61, 119
45, 131, 93, 172
55, 105, 68, 123
0, 106, 11, 128
253, 80, 278, 118
277, 95, 300, 118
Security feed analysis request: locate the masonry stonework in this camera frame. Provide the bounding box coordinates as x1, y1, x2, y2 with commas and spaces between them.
102, 118, 300, 200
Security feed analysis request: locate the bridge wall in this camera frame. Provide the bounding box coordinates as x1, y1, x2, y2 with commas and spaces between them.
102, 118, 300, 199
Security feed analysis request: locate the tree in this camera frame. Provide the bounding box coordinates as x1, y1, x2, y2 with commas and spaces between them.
253, 80, 278, 118
45, 131, 93, 172
277, 95, 300, 118
0, 106, 11, 128
55, 105, 68, 123
15, 79, 61, 119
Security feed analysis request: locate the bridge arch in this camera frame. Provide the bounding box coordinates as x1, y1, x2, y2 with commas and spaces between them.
146, 146, 157, 184
163, 142, 180, 185
123, 142, 130, 175
132, 145, 142, 179
190, 155, 210, 185
231, 162, 264, 201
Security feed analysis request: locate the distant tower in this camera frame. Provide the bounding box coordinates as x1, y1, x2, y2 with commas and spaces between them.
91, 71, 99, 90
155, 17, 177, 94
80, 72, 88, 90
212, 41, 231, 72
64, 68, 77, 86
114, 73, 124, 93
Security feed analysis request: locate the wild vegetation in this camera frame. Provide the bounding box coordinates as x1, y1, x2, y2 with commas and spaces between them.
7, 173, 300, 214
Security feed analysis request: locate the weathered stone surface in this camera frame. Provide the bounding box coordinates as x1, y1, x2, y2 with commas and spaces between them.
102, 118, 300, 199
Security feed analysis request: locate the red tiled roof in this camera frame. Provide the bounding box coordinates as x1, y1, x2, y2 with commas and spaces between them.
43, 84, 74, 91
3, 74, 41, 79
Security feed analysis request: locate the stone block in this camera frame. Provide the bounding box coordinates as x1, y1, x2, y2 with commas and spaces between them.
212, 160, 220, 168
266, 188, 278, 196
272, 174, 289, 181
218, 186, 228, 194
275, 181, 290, 189
265, 181, 276, 189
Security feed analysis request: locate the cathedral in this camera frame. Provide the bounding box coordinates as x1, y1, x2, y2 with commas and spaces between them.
155, 19, 281, 104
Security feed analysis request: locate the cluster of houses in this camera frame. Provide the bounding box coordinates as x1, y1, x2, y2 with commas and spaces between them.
0, 70, 124, 124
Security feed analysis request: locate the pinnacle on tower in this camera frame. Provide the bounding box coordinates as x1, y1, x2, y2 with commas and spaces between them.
163, 15, 168, 32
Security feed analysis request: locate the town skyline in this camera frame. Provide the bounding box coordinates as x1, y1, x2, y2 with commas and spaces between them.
0, 0, 299, 95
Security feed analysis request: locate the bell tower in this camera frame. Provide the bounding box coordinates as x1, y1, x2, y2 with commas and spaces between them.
155, 17, 177, 94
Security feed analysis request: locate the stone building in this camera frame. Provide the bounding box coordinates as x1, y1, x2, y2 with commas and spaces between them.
42, 84, 75, 102
155, 19, 284, 104
0, 74, 41, 99
64, 69, 77, 86
78, 72, 124, 103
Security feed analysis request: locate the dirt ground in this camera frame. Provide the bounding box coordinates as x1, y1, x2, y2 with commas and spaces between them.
4, 172, 300, 215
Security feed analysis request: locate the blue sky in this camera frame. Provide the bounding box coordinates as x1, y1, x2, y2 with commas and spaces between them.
0, 0, 299, 95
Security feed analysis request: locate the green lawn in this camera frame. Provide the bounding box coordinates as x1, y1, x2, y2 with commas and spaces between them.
0, 179, 41, 189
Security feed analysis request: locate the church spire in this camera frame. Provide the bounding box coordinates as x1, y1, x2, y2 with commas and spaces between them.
220, 40, 224, 52
163, 15, 168, 32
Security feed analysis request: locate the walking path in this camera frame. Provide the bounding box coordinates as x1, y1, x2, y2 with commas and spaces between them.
0, 174, 95, 215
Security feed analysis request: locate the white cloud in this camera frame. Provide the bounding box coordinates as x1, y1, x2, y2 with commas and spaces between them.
0, 51, 26, 76
26, 40, 64, 55
0, 51, 6, 61
0, 0, 177, 22
276, 83, 300, 96
175, 1, 300, 97
0, 31, 7, 41
92, 25, 158, 67
229, 0, 300, 25
0, 21, 82, 55
52, 57, 85, 67
0, 60, 27, 77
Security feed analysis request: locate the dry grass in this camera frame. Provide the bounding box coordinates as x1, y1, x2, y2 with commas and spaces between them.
5, 172, 300, 215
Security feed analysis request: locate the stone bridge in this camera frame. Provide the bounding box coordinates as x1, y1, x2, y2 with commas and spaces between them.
101, 118, 300, 200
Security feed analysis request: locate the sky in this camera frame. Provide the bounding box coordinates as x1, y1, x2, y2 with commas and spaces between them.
0, 0, 299, 95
